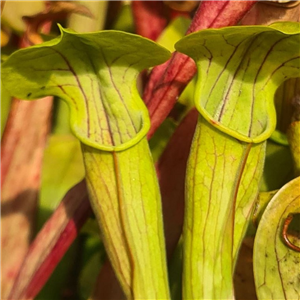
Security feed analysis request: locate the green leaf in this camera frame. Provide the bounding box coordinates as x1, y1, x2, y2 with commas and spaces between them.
249, 190, 278, 235
52, 99, 72, 134
1, 25, 171, 151
287, 120, 300, 176
78, 235, 106, 300
1, 81, 12, 136
82, 138, 170, 299
269, 130, 289, 145
183, 115, 265, 299
2, 25, 171, 299
178, 23, 299, 300
254, 177, 300, 300
112, 3, 135, 33
175, 22, 300, 143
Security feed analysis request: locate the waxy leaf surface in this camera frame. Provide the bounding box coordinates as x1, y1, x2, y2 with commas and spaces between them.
254, 177, 300, 300
82, 138, 170, 299
175, 22, 300, 143
183, 115, 265, 300
2, 25, 172, 299
1, 25, 171, 151
179, 22, 300, 300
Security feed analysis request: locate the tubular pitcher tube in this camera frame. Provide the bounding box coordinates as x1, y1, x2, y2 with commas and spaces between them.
1, 26, 171, 299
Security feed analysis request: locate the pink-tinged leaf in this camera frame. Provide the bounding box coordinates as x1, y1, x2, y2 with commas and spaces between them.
7, 180, 91, 300
132, 1, 168, 41
1, 97, 52, 299
144, 0, 257, 138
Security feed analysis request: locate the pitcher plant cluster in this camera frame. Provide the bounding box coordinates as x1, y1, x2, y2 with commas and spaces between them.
1, 1, 300, 300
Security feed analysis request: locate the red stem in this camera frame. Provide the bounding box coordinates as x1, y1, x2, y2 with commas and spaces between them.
132, 1, 168, 41
7, 181, 91, 300
1, 20, 53, 295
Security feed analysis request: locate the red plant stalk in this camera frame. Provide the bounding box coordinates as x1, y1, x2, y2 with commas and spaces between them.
132, 0, 192, 41
132, 1, 168, 41
7, 180, 91, 300
144, 0, 257, 138
1, 96, 53, 298
2, 2, 94, 298
1, 42, 53, 300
